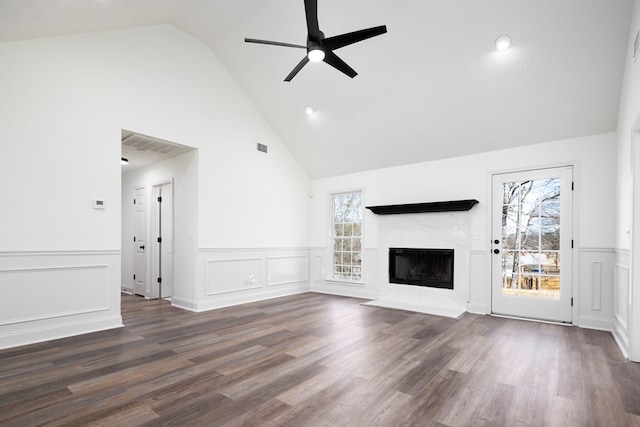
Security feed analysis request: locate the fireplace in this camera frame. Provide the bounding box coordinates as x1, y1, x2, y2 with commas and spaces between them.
388, 248, 454, 289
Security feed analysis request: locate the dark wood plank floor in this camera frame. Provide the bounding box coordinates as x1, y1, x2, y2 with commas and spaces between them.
2, 292, 640, 426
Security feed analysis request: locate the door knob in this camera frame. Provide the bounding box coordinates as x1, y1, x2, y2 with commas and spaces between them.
493, 249, 500, 254
140, 245, 145, 250
494, 239, 500, 244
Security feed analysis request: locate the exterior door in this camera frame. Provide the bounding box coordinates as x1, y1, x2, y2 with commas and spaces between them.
491, 166, 573, 323
134, 186, 147, 297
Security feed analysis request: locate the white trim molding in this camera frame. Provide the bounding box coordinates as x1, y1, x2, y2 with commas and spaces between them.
195, 247, 311, 313
0, 250, 123, 350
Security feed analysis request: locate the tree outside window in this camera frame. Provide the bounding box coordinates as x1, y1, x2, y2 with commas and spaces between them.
501, 178, 561, 298
332, 192, 363, 281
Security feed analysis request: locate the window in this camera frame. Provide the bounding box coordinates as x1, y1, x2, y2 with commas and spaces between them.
331, 191, 363, 281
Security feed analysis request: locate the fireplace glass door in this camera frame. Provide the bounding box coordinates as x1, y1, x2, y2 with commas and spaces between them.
491, 166, 573, 323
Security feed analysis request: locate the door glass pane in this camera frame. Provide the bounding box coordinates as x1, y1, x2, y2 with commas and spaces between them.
502, 227, 518, 249
541, 251, 560, 274
501, 177, 561, 299
541, 227, 559, 250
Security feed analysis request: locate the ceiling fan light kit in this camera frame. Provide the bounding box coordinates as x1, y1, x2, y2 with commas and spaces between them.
245, 0, 387, 81
307, 48, 325, 62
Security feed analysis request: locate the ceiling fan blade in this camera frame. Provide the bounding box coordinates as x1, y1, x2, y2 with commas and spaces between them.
285, 56, 310, 81
304, 0, 322, 41
323, 50, 357, 78
245, 38, 307, 49
323, 25, 387, 51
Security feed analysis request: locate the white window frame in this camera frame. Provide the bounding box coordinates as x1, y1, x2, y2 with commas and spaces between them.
328, 189, 364, 284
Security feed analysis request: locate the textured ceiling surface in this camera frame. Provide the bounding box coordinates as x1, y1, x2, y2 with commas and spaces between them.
0, 0, 634, 178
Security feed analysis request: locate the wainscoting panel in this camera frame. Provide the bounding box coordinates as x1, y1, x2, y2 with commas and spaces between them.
0, 265, 110, 325
205, 258, 262, 295
0, 251, 123, 350
313, 255, 323, 283
266, 255, 308, 287
195, 248, 310, 312
614, 258, 630, 330
612, 249, 630, 357
577, 248, 614, 331
591, 261, 602, 311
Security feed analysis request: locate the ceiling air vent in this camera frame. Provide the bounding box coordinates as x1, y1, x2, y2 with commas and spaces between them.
122, 133, 190, 156
257, 143, 268, 153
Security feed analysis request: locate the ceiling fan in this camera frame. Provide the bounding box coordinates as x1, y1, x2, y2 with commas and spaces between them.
245, 0, 387, 81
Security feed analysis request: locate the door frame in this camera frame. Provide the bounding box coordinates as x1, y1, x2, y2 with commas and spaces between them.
486, 162, 579, 324
630, 120, 640, 361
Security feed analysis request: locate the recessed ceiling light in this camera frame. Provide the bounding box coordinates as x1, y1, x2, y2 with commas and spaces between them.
495, 34, 512, 51
304, 105, 315, 116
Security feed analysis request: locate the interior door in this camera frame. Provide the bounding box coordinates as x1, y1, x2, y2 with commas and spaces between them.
160, 183, 174, 299
134, 186, 147, 297
152, 182, 174, 300
491, 166, 573, 323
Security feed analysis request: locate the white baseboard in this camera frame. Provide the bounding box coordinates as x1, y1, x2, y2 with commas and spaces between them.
171, 297, 198, 312
577, 315, 613, 332
192, 285, 309, 313
612, 321, 630, 359
0, 315, 123, 350
311, 284, 377, 300
362, 300, 466, 319
466, 303, 488, 315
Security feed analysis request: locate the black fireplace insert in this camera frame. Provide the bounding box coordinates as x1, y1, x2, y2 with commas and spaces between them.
389, 248, 454, 289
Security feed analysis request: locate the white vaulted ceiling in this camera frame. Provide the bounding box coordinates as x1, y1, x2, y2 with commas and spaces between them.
0, 0, 633, 178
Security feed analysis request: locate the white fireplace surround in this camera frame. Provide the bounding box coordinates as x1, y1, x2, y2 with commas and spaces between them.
363, 211, 471, 318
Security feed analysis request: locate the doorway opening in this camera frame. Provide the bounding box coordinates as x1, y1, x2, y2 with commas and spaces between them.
120, 130, 196, 304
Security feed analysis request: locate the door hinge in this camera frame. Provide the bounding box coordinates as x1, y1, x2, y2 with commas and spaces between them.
571, 182, 574, 191
157, 196, 162, 203
133, 236, 136, 242
571, 240, 574, 248
157, 277, 162, 283
157, 237, 162, 243
133, 274, 136, 280
134, 198, 136, 204
571, 297, 574, 307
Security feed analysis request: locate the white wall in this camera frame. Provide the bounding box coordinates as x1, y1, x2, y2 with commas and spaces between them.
310, 133, 617, 327
0, 25, 310, 348
615, 0, 640, 360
